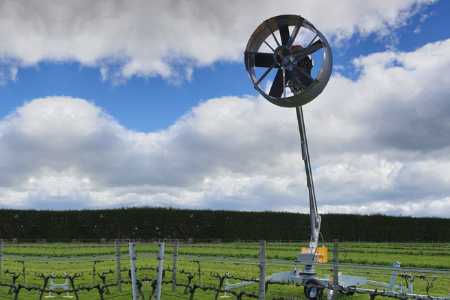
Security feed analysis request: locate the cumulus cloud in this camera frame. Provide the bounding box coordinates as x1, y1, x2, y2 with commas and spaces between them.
0, 0, 436, 82
0, 37, 450, 216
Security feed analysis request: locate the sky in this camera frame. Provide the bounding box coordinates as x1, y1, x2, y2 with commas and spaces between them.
0, 0, 450, 216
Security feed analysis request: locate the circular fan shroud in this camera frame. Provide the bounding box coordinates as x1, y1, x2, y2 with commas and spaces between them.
245, 15, 333, 107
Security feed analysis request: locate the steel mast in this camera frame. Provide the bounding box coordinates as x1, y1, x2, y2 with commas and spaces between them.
296, 106, 321, 268
244, 13, 332, 278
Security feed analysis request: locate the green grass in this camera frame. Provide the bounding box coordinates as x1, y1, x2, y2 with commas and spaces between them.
0, 242, 449, 299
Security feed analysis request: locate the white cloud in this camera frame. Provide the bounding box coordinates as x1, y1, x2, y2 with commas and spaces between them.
0, 0, 436, 82
1, 37, 450, 216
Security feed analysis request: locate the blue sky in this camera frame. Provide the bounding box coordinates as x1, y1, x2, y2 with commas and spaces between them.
0, 0, 450, 216
1, 1, 447, 131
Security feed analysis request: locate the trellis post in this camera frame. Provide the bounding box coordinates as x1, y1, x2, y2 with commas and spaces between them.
20, 259, 25, 284
129, 241, 138, 300
155, 241, 165, 300
172, 240, 179, 292
0, 239, 3, 281
258, 240, 266, 300
115, 239, 122, 292
92, 258, 97, 284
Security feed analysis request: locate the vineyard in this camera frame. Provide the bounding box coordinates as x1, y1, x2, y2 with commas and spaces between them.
0, 241, 449, 299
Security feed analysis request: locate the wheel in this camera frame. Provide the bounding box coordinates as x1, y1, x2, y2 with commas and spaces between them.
244, 15, 332, 107
339, 285, 355, 296
303, 279, 324, 300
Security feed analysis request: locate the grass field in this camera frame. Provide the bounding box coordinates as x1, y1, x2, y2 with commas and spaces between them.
0, 241, 449, 299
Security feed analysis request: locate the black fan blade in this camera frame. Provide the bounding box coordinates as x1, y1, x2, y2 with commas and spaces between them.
304, 40, 323, 56
269, 69, 284, 98
279, 25, 290, 45
287, 20, 303, 46
253, 52, 275, 68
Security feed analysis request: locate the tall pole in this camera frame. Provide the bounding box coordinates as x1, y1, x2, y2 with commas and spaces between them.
258, 240, 266, 300
0, 239, 3, 281
129, 242, 138, 300
115, 239, 122, 292
156, 242, 165, 300
296, 106, 321, 252
172, 240, 179, 292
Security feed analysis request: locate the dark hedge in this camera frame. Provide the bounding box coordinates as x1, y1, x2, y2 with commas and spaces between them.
0, 208, 448, 242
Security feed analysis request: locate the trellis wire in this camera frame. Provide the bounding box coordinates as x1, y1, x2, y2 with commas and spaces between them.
0, 240, 449, 300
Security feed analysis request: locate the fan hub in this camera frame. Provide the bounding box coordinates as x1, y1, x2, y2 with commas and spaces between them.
274, 46, 295, 69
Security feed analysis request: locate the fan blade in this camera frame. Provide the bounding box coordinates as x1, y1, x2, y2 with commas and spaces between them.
288, 21, 302, 46
279, 25, 290, 46
251, 52, 275, 68
291, 40, 324, 60
269, 69, 284, 98
304, 40, 323, 56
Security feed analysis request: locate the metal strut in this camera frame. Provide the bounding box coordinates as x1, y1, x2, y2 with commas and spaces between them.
295, 106, 321, 254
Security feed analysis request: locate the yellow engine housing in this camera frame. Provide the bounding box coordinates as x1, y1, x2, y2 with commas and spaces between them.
301, 246, 328, 263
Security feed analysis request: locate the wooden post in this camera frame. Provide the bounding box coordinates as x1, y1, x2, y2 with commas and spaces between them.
129, 242, 138, 300
115, 239, 122, 292
194, 260, 201, 284
172, 240, 179, 292
0, 239, 3, 281
258, 240, 266, 300
156, 242, 165, 300
92, 258, 97, 284
20, 259, 25, 284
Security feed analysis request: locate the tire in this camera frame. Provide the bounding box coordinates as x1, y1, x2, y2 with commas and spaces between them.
304, 279, 324, 300
339, 285, 355, 296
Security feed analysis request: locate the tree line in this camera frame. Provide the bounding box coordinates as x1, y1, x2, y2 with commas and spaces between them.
0, 207, 449, 242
